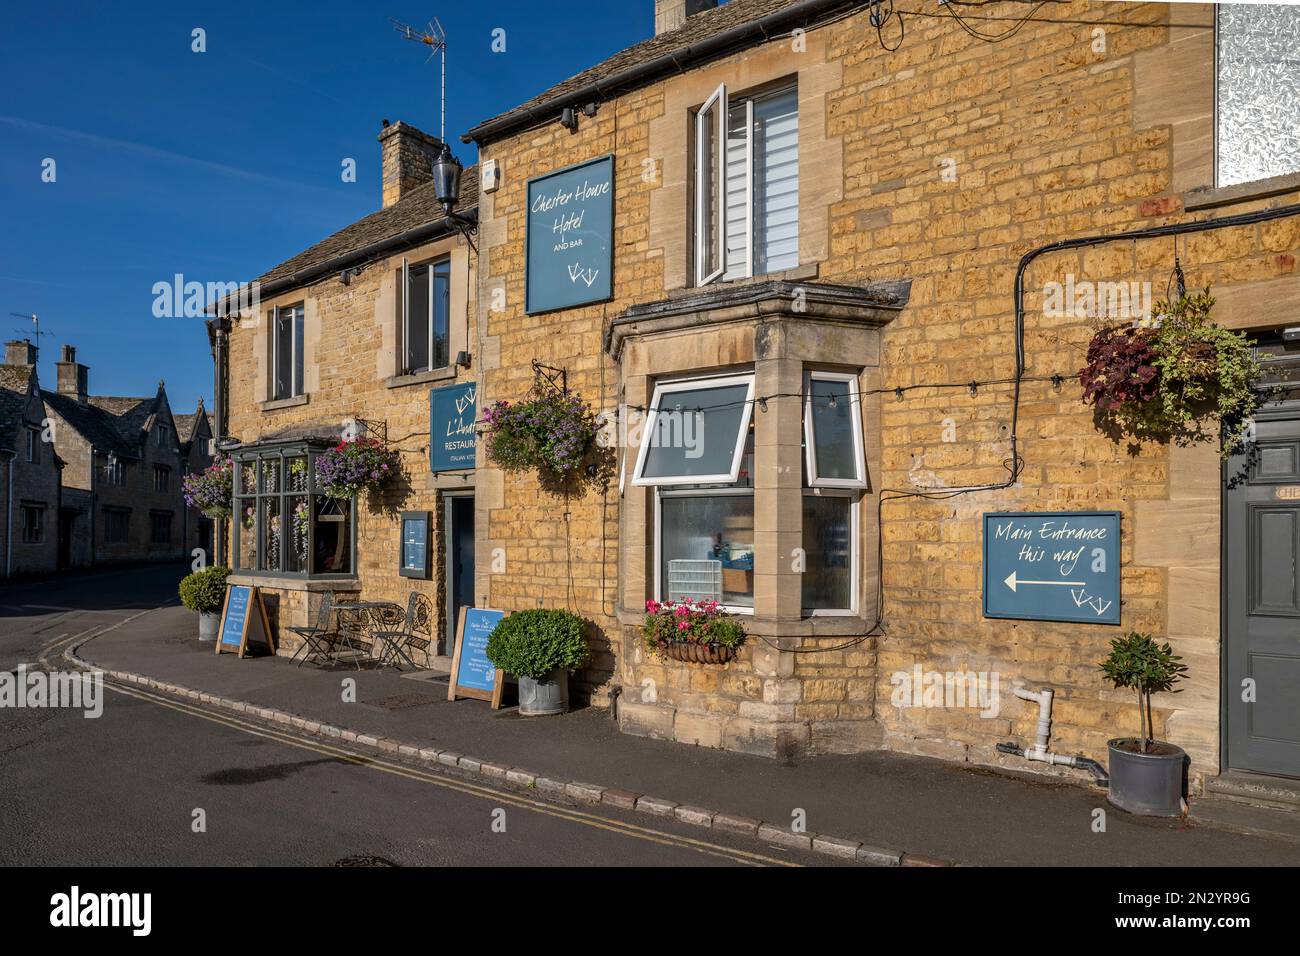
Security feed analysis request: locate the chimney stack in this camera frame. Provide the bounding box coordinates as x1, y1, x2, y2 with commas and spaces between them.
655, 0, 718, 35
4, 339, 36, 367
378, 120, 444, 209
57, 344, 89, 405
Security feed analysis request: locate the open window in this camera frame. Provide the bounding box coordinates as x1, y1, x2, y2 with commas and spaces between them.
271, 303, 305, 400
633, 373, 755, 486
803, 371, 865, 488
401, 257, 452, 374
694, 81, 799, 286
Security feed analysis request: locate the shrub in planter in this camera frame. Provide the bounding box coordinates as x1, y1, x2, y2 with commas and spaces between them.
314, 438, 401, 499
1079, 289, 1262, 456
1099, 631, 1189, 816
642, 599, 746, 664
483, 391, 597, 479
178, 565, 231, 641
182, 456, 233, 519
485, 609, 590, 715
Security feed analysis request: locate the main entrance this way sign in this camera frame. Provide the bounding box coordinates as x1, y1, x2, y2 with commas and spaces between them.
448, 607, 506, 707
983, 511, 1121, 624
525, 155, 613, 314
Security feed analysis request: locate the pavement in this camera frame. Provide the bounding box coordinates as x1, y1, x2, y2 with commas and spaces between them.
26, 564, 1299, 868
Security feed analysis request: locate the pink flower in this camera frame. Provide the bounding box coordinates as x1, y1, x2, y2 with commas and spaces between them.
677, 620, 689, 632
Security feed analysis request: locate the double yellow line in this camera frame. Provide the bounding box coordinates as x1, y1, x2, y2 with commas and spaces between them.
95, 675, 800, 867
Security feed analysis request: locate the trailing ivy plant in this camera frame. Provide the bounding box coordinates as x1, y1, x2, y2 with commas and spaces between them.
1099, 631, 1187, 753
1079, 289, 1262, 457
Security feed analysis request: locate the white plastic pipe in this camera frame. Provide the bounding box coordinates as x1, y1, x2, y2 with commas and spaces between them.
1013, 684, 1084, 768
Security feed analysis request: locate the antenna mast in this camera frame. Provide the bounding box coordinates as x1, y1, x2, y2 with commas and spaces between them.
391, 17, 448, 141
9, 312, 52, 353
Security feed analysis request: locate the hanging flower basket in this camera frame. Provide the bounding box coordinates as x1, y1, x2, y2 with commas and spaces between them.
642, 599, 746, 664
314, 438, 401, 499
1078, 289, 1262, 457
183, 456, 233, 519
483, 390, 597, 478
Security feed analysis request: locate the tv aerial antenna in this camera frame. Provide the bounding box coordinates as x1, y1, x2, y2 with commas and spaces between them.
9, 312, 53, 352
391, 17, 448, 141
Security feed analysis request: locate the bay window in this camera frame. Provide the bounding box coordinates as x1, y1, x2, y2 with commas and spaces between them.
402, 257, 452, 374
636, 374, 756, 610
802, 371, 865, 613
232, 442, 354, 578
695, 81, 799, 286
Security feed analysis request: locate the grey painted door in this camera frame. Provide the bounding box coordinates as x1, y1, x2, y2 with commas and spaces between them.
1225, 407, 1300, 778
443, 495, 475, 656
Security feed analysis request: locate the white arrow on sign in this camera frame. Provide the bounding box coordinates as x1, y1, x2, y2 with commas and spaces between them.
1003, 570, 1086, 593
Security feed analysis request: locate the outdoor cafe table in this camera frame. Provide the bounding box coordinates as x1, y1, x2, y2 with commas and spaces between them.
331, 601, 404, 667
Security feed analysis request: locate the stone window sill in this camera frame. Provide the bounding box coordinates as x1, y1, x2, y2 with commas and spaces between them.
615, 605, 872, 638
387, 366, 459, 390
1184, 171, 1300, 211
228, 572, 360, 592
261, 394, 309, 412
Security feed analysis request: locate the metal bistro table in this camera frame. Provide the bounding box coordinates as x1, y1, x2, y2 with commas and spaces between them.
330, 601, 404, 669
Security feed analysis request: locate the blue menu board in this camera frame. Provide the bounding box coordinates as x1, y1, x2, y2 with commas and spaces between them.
525, 155, 614, 314
983, 511, 1121, 624
400, 512, 429, 579
454, 608, 505, 693
219, 585, 251, 648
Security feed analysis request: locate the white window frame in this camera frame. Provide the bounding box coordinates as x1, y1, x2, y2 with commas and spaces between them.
271, 303, 304, 400
632, 372, 756, 486
654, 485, 755, 616
801, 487, 859, 617
803, 370, 866, 489
694, 83, 728, 286
401, 257, 452, 374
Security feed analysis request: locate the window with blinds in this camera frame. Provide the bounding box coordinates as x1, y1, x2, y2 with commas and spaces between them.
695, 82, 799, 286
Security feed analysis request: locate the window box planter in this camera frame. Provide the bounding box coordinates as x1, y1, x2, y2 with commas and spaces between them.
661, 640, 736, 665
643, 598, 745, 664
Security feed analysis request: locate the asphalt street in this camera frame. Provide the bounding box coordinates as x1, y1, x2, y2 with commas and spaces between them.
0, 564, 825, 867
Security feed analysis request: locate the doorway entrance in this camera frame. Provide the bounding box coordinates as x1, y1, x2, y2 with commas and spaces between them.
1224, 390, 1300, 779
443, 493, 475, 656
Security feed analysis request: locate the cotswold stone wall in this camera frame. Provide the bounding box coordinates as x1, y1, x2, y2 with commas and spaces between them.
223, 232, 476, 655
472, 1, 1300, 788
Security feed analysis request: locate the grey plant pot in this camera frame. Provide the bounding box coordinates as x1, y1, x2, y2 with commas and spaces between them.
518, 669, 568, 716
1107, 738, 1186, 817
198, 611, 220, 642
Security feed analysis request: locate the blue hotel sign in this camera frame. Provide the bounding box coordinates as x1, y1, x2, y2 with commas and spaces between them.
429, 382, 477, 472
983, 511, 1121, 625
525, 155, 614, 314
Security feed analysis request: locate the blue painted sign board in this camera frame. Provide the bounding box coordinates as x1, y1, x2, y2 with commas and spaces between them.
429, 382, 477, 473
400, 512, 429, 578
983, 511, 1121, 625
219, 585, 251, 648
449, 608, 506, 705
525, 155, 614, 314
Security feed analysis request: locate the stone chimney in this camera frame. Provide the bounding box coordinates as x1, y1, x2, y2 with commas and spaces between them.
655, 0, 718, 35
56, 343, 89, 405
4, 339, 36, 366
378, 120, 444, 209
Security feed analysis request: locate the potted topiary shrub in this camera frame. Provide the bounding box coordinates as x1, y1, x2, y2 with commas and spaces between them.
1100, 631, 1189, 816
178, 565, 231, 641
485, 609, 589, 716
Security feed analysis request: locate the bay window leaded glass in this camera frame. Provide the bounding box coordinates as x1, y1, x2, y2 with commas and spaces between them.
231, 441, 354, 578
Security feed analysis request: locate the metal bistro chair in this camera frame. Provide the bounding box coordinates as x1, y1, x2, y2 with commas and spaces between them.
372, 592, 434, 671
287, 593, 339, 668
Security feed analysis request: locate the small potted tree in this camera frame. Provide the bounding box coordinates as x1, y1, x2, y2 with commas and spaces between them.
178, 565, 231, 641
485, 609, 590, 716
1100, 631, 1189, 816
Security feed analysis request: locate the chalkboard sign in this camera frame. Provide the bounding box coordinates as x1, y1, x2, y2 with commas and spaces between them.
399, 511, 430, 579
215, 584, 275, 657
983, 511, 1121, 625
525, 155, 614, 314
429, 382, 477, 472
448, 607, 506, 707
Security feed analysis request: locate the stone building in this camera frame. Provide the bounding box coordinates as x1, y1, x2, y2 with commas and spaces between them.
217, 0, 1300, 801
0, 341, 60, 577
42, 344, 209, 567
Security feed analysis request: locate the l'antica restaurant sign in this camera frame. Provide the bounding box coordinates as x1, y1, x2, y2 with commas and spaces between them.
430, 382, 478, 472
525, 154, 614, 314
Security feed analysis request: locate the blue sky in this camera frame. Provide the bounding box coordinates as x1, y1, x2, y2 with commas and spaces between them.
0, 1, 652, 412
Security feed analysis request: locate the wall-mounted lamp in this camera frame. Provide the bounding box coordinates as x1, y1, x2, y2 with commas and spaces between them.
455, 350, 472, 369
431, 142, 478, 252
560, 107, 579, 132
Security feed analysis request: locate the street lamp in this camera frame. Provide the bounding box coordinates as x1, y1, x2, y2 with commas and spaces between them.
431, 143, 477, 252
